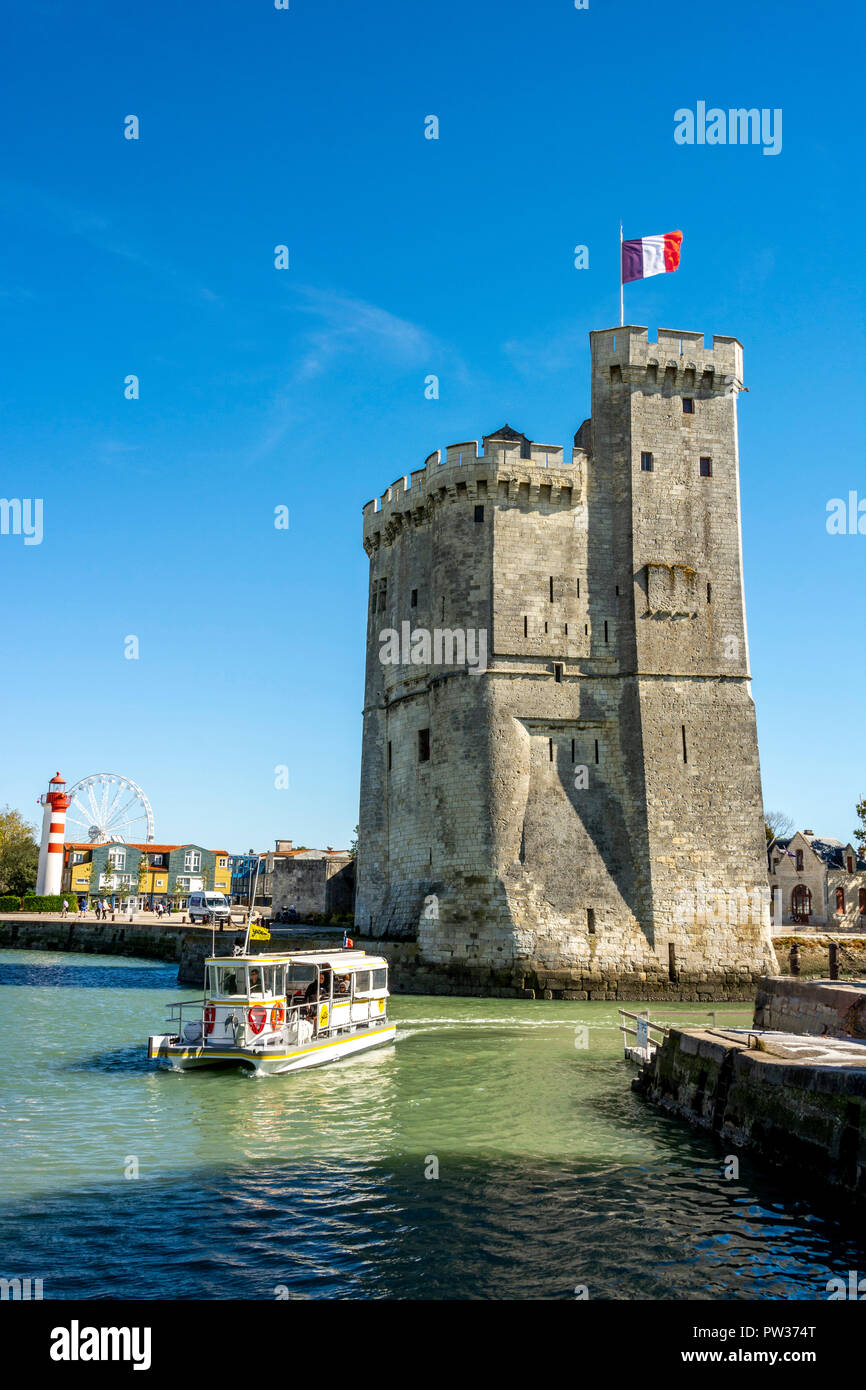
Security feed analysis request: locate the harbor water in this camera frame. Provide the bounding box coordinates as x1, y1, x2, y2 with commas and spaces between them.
0, 949, 863, 1300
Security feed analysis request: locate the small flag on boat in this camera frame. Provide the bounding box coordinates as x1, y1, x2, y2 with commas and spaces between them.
621, 230, 682, 284
250, 922, 271, 942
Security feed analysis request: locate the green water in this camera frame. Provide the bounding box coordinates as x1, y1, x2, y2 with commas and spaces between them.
0, 950, 862, 1300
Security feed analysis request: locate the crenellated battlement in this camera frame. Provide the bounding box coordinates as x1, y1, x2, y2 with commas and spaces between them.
362, 427, 586, 550
591, 325, 743, 390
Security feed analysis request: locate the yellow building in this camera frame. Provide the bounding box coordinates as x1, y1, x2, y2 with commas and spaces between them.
63, 842, 231, 908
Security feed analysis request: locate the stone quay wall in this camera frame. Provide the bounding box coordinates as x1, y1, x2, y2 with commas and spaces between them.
636, 1025, 866, 1198
754, 976, 866, 1039
0, 915, 201, 964
0, 917, 772, 1001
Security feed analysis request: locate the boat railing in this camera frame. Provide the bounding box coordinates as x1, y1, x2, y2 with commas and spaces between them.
165, 994, 375, 1047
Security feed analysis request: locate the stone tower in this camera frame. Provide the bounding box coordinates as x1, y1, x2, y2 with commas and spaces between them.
357, 326, 776, 998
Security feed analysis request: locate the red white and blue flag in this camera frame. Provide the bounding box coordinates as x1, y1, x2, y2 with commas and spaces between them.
621, 230, 683, 284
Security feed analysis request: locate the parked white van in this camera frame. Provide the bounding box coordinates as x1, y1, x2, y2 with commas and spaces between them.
188, 892, 232, 924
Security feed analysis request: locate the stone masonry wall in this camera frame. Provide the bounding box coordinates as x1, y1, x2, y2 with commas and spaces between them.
356, 327, 776, 996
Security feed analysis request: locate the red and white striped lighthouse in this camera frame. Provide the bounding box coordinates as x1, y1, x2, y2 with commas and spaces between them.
36, 772, 72, 896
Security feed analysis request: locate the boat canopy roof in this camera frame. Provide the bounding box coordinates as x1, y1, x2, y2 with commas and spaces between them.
205, 950, 388, 971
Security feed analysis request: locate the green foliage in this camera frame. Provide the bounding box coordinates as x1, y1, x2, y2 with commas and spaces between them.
0, 805, 40, 896
19, 894, 69, 913
0, 895, 21, 913
855, 796, 866, 856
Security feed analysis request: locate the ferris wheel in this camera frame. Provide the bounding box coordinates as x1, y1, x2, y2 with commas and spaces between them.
66, 774, 155, 845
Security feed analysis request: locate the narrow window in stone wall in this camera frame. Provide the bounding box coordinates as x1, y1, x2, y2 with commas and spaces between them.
418, 728, 430, 763
474, 504, 484, 523
700, 456, 713, 477
571, 738, 575, 762
410, 588, 418, 608
683, 398, 694, 414
859, 888, 866, 915
640, 452, 654, 472
615, 585, 620, 596
548, 738, 554, 762
584, 624, 588, 635
707, 582, 712, 604
836, 887, 846, 914
523, 615, 528, 637
544, 621, 548, 634
594, 739, 599, 764
577, 578, 580, 597
554, 663, 563, 683
564, 623, 568, 635
847, 855, 854, 873
441, 597, 445, 621
681, 725, 688, 763
796, 850, 804, 871
603, 621, 608, 643
587, 908, 596, 934
387, 741, 392, 771
549, 576, 554, 602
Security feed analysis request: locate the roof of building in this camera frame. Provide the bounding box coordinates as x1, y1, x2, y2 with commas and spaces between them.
769, 833, 865, 872
483, 423, 531, 444
64, 841, 228, 855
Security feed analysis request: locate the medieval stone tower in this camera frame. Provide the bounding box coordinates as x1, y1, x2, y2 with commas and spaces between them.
357, 326, 776, 998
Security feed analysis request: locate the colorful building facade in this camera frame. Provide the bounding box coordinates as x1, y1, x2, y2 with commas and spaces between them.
62, 842, 231, 909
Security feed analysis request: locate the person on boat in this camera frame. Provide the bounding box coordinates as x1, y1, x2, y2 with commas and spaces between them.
335, 974, 350, 996
301, 969, 330, 1033
249, 967, 263, 994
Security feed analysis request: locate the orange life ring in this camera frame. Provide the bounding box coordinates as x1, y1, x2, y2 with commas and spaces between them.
248, 1005, 267, 1035
270, 1003, 285, 1029
203, 1005, 216, 1035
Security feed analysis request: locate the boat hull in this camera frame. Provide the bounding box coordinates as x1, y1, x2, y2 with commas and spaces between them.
148, 1023, 397, 1075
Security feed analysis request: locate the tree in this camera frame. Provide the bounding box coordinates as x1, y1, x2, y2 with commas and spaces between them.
349, 824, 359, 859
855, 796, 866, 857
0, 806, 40, 895
764, 809, 795, 844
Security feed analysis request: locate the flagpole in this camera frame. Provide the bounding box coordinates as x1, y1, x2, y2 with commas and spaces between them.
619, 222, 624, 327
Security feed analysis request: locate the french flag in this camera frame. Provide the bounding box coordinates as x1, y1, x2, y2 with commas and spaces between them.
621, 230, 683, 284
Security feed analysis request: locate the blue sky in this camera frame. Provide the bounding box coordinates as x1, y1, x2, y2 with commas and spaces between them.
1, 0, 863, 851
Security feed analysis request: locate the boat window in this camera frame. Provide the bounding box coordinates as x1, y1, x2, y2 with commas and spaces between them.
271, 964, 286, 996
285, 963, 317, 1002
247, 965, 267, 995
353, 970, 372, 996
372, 968, 388, 992
216, 966, 247, 998
333, 973, 351, 998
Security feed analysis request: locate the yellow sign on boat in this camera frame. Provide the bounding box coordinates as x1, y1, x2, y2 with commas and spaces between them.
250, 923, 271, 942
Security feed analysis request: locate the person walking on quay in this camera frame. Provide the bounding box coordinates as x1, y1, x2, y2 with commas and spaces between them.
61, 898, 69, 918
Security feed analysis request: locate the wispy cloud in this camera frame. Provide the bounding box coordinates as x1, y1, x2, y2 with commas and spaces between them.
245, 285, 469, 462
0, 181, 221, 306
289, 285, 436, 381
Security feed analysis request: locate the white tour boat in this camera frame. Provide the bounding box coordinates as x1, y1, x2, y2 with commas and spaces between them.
147, 947, 396, 1075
